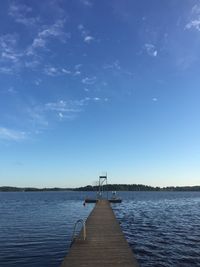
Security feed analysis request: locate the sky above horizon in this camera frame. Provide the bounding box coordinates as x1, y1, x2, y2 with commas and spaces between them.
0, 0, 200, 188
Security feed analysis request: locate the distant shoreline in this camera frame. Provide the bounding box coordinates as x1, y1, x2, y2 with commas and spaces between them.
0, 184, 200, 192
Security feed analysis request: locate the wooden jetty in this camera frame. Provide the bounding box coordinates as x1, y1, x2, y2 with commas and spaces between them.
61, 200, 139, 267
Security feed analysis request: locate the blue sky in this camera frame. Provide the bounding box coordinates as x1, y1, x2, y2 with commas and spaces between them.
0, 0, 200, 187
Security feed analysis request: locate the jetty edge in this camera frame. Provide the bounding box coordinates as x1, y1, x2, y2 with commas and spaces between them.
61, 200, 139, 267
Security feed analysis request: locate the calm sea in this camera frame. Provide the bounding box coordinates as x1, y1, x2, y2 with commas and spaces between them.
0, 191, 199, 267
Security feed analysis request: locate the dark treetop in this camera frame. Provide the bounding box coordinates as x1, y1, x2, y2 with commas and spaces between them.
0, 184, 200, 192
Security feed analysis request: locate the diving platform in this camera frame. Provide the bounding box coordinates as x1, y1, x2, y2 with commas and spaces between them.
61, 200, 139, 267
84, 174, 122, 203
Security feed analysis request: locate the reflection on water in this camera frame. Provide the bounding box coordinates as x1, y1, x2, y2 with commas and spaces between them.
0, 191, 200, 267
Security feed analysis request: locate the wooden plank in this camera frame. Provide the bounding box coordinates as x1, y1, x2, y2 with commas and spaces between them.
61, 200, 139, 267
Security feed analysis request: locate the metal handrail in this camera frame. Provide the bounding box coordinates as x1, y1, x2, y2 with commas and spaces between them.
71, 219, 86, 246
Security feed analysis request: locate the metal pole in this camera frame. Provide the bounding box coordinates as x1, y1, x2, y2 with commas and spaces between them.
83, 221, 86, 240
106, 173, 108, 200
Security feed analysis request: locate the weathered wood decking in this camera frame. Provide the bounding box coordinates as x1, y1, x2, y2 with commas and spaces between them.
61, 200, 139, 267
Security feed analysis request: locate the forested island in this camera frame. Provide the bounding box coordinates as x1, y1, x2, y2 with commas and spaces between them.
0, 184, 200, 192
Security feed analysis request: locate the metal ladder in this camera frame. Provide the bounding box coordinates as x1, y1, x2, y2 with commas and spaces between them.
70, 219, 86, 247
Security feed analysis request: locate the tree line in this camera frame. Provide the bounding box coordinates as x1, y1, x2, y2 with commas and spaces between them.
0, 184, 200, 192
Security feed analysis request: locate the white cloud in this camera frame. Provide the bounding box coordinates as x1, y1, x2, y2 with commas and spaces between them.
152, 97, 158, 102
185, 19, 200, 31
73, 64, 82, 75
0, 34, 22, 64
0, 95, 108, 140
26, 106, 49, 129
0, 33, 38, 74
185, 4, 200, 31
44, 66, 74, 77
74, 64, 82, 70
144, 44, 158, 57
78, 24, 88, 37
0, 67, 13, 74
24, 59, 40, 69
103, 61, 134, 77
0, 6, 71, 77
78, 24, 84, 31
45, 100, 80, 113
26, 19, 70, 55
103, 60, 121, 70
0, 19, 70, 75
78, 24, 94, 43
0, 127, 27, 141
31, 37, 46, 50
9, 2, 39, 26
38, 20, 67, 40
74, 70, 81, 76
84, 36, 94, 43
1, 51, 20, 62
35, 79, 42, 86
0, 34, 17, 48
58, 112, 64, 119
62, 68, 71, 74
80, 0, 93, 7
44, 98, 92, 121
44, 66, 60, 76
44, 65, 83, 77
82, 76, 96, 85
7, 86, 17, 93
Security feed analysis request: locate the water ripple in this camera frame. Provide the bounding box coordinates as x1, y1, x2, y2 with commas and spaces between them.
113, 192, 200, 267
0, 191, 200, 266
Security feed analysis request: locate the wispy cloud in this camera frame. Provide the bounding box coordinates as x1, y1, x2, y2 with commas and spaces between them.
0, 18, 70, 75
44, 66, 60, 76
9, 2, 39, 27
74, 64, 82, 70
44, 66, 74, 76
78, 24, 95, 43
103, 60, 121, 70
0, 95, 108, 141
80, 0, 93, 7
186, 20, 200, 31
7, 86, 17, 94
62, 68, 71, 74
0, 33, 39, 73
0, 34, 22, 63
103, 60, 134, 77
26, 106, 49, 129
185, 4, 200, 31
26, 19, 70, 55
84, 36, 94, 43
45, 100, 82, 113
0, 66, 14, 74
144, 44, 158, 57
34, 79, 42, 86
44, 98, 91, 120
78, 24, 86, 33
0, 127, 27, 141
82, 76, 96, 85
44, 97, 106, 120
74, 70, 81, 76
